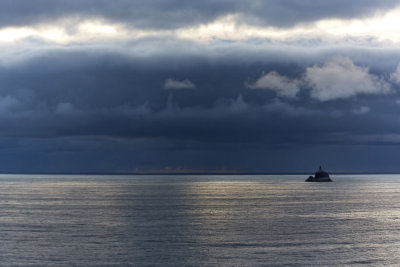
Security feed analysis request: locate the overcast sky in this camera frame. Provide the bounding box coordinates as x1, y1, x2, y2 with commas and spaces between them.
2, 1, 400, 173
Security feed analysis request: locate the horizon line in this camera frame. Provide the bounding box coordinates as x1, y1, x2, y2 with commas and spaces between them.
1, 171, 400, 175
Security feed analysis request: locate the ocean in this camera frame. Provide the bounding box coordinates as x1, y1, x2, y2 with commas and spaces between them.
0, 174, 400, 266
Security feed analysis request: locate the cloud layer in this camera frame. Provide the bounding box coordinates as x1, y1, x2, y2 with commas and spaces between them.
0, 1, 400, 172
0, 0, 399, 29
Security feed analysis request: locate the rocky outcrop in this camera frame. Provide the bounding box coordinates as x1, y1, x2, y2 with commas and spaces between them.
305, 166, 332, 182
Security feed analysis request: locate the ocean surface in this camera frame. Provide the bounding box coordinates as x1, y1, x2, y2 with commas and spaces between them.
1, 174, 400, 266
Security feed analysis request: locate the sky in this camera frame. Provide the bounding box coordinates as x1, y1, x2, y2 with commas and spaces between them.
2, 1, 400, 173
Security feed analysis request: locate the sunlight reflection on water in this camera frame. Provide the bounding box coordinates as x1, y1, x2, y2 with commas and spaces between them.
0, 174, 399, 265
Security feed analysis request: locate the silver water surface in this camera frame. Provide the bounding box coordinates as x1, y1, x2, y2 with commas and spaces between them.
0, 174, 399, 265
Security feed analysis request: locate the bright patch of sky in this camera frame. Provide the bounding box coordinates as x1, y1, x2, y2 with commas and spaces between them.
2, 7, 400, 46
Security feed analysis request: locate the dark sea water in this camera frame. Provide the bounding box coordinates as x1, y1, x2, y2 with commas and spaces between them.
1, 174, 400, 266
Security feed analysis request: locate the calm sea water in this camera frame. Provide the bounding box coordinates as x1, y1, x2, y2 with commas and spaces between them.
0, 174, 400, 266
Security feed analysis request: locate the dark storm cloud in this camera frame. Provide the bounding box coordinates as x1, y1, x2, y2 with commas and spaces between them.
0, 0, 399, 29
1, 47, 400, 144
2, 37, 400, 172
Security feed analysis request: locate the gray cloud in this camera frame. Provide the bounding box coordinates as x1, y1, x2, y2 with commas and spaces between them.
0, 0, 399, 29
390, 64, 400, 84
164, 78, 195, 90
305, 57, 392, 101
244, 57, 395, 102
246, 71, 300, 98
352, 106, 371, 115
